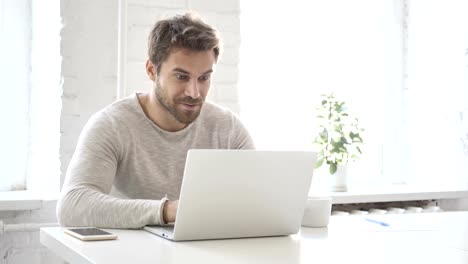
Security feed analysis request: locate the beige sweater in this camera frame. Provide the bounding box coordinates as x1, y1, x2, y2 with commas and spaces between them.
57, 93, 254, 228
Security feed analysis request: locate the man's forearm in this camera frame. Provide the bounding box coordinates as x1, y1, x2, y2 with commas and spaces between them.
57, 187, 162, 228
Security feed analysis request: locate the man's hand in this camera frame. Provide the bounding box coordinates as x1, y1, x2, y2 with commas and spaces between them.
163, 200, 178, 224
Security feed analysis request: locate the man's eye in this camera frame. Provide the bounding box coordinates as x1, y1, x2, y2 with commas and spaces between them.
175, 74, 189, 80
199, 75, 211, 81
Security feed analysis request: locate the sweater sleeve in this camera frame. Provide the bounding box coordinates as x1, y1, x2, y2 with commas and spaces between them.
230, 114, 255, 150
56, 112, 164, 228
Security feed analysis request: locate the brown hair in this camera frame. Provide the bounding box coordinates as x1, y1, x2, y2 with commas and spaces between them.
148, 12, 222, 73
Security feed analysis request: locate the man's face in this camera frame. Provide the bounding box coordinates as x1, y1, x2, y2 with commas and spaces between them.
148, 49, 215, 125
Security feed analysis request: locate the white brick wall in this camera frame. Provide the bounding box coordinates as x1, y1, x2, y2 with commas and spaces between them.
60, 0, 119, 182
0, 0, 241, 263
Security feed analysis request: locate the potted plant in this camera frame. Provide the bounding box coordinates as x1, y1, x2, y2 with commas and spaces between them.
313, 93, 364, 191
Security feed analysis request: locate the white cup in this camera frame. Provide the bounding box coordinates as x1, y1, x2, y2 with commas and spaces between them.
301, 196, 332, 228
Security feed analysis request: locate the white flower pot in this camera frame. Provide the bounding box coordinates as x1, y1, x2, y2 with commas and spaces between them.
329, 165, 348, 192
312, 165, 348, 193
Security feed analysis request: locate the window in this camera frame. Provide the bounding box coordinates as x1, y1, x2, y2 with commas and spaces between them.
0, 0, 61, 193
0, 0, 31, 191
405, 0, 468, 185
239, 0, 468, 186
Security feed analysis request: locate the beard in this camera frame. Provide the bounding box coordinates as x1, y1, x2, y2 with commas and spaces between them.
154, 78, 204, 125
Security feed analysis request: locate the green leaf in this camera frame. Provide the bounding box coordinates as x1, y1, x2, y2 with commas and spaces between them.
353, 136, 363, 143
334, 103, 341, 112
340, 136, 348, 144
315, 157, 324, 168
356, 146, 362, 154
319, 130, 328, 141
329, 163, 337, 174
331, 140, 344, 149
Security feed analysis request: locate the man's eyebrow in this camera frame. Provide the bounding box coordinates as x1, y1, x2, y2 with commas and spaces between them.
173, 68, 190, 74
172, 68, 213, 75
202, 69, 213, 75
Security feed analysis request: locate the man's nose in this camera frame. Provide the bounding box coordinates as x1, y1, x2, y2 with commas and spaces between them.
184, 80, 200, 99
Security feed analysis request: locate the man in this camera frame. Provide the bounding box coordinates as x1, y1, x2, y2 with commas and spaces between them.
57, 13, 254, 228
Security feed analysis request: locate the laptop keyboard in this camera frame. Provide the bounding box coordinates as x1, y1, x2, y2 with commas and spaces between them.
162, 226, 174, 233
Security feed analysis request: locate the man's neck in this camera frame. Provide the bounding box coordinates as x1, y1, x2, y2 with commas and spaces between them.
137, 92, 187, 132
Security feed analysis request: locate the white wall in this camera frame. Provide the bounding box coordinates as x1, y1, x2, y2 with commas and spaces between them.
60, 0, 120, 185
0, 0, 241, 263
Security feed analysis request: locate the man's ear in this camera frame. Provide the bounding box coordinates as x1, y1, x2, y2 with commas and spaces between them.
146, 60, 156, 81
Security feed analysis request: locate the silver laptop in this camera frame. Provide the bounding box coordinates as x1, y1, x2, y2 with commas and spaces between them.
144, 149, 316, 241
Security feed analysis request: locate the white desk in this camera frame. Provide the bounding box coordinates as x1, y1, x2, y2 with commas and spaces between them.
41, 212, 468, 264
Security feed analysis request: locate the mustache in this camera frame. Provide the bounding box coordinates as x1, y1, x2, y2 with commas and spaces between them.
176, 97, 203, 105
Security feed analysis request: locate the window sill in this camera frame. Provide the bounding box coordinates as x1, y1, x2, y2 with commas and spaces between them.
322, 184, 468, 204
0, 190, 59, 211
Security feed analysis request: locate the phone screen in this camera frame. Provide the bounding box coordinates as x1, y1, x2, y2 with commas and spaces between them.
68, 228, 113, 236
